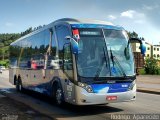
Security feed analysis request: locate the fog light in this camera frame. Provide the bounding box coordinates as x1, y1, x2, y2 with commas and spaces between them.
81, 99, 86, 103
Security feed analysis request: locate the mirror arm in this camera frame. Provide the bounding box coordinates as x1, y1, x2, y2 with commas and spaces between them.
129, 38, 142, 44
65, 36, 78, 55
129, 38, 146, 55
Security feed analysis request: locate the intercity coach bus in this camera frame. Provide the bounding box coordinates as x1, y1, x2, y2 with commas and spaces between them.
9, 18, 146, 105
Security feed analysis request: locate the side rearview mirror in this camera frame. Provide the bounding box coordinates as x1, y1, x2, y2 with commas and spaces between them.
65, 36, 78, 54
129, 38, 146, 55
139, 41, 146, 55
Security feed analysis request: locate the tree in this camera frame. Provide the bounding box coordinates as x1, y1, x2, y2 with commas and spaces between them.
0, 25, 44, 61
144, 58, 159, 74
0, 42, 4, 47
0, 48, 5, 60
127, 31, 139, 38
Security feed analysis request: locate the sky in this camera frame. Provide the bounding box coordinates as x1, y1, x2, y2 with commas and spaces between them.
0, 0, 160, 44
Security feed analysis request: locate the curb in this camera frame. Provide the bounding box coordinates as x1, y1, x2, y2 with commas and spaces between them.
137, 89, 160, 95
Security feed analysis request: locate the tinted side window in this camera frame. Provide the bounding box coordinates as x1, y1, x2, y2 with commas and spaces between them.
56, 25, 71, 69
19, 32, 45, 69
56, 25, 70, 50
10, 43, 20, 68
44, 29, 59, 69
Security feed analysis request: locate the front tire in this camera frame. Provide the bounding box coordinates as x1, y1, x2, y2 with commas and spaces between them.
54, 85, 64, 105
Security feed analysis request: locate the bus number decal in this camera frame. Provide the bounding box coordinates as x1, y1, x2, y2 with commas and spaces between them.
67, 85, 72, 91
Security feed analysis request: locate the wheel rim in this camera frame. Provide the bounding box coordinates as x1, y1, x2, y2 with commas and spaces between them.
16, 80, 22, 91
19, 84, 22, 91
16, 80, 19, 90
56, 88, 62, 104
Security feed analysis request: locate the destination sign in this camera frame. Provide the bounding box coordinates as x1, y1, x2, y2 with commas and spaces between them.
80, 31, 101, 36
78, 28, 103, 37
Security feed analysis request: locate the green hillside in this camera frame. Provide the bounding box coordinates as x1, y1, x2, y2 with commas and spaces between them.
0, 26, 44, 67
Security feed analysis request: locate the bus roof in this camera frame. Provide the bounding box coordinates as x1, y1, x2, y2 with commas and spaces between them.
54, 18, 124, 30
11, 18, 124, 45
54, 18, 114, 25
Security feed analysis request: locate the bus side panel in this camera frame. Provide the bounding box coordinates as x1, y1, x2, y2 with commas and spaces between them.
9, 68, 15, 85
19, 69, 31, 88
61, 70, 76, 104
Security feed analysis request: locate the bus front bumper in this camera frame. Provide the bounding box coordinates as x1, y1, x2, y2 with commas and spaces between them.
75, 85, 136, 105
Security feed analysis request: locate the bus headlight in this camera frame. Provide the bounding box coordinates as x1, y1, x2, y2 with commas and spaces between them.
78, 82, 93, 93
128, 81, 136, 91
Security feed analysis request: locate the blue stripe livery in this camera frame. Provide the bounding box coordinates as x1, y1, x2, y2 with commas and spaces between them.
71, 24, 124, 30
91, 83, 131, 93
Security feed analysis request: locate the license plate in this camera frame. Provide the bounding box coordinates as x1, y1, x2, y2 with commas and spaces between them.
106, 96, 117, 101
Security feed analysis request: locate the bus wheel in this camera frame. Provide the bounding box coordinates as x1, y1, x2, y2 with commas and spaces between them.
16, 78, 23, 92
55, 85, 64, 105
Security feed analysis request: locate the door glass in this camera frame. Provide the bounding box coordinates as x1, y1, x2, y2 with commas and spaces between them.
64, 44, 73, 79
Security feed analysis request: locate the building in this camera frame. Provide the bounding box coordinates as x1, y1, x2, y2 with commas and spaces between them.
131, 41, 160, 69
131, 42, 144, 69
145, 42, 153, 58
153, 45, 160, 60
131, 41, 160, 59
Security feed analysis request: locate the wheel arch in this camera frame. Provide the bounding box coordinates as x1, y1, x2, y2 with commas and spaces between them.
51, 76, 64, 96
14, 75, 17, 85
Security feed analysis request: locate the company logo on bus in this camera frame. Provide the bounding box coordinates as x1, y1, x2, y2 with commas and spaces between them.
121, 84, 128, 88
107, 80, 116, 84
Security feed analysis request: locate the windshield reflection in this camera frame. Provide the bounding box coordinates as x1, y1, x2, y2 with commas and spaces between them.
76, 28, 135, 78
77, 37, 110, 77
104, 29, 134, 76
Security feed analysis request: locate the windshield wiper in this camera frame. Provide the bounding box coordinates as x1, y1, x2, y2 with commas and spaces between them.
110, 48, 126, 78
94, 67, 101, 81
94, 47, 108, 80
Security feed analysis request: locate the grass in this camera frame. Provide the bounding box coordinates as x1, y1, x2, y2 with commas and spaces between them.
138, 68, 146, 75
0, 59, 9, 67
138, 68, 160, 75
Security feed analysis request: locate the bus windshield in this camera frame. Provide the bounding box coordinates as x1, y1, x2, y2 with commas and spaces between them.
75, 28, 135, 78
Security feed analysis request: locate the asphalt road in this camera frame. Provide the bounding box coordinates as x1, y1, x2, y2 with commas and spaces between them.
0, 71, 160, 120
137, 75, 160, 92
0, 70, 14, 89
